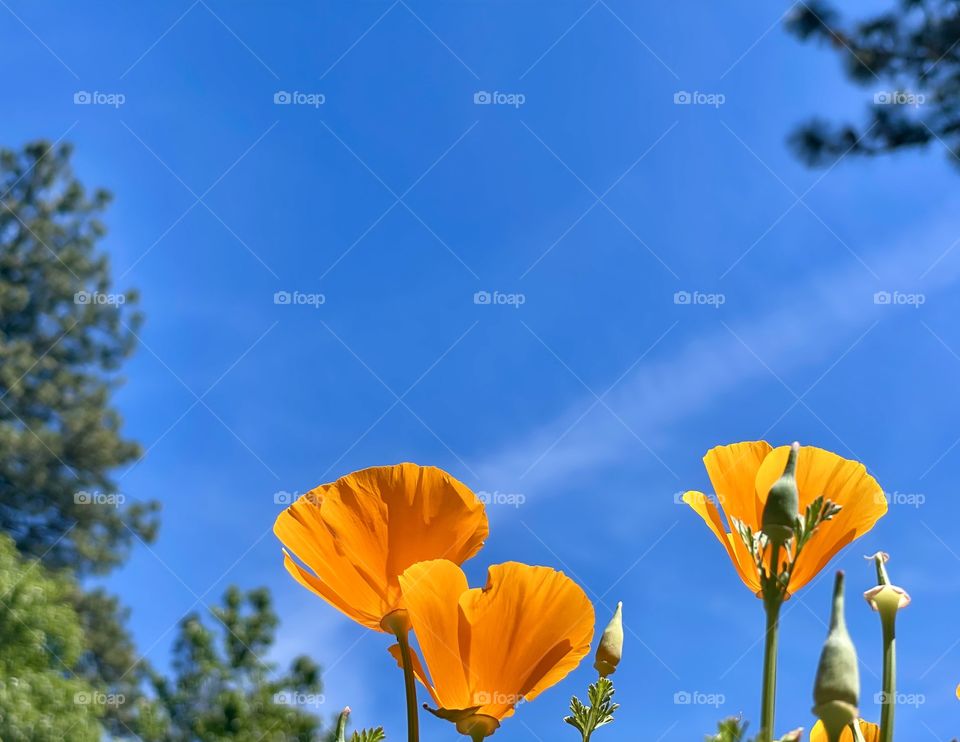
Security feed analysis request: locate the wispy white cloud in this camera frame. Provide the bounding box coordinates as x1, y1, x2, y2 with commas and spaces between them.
476, 208, 960, 497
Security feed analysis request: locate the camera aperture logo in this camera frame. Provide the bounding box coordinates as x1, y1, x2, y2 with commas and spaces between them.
74, 490, 126, 508
274, 90, 326, 108
874, 91, 925, 108
273, 692, 325, 707
674, 491, 724, 507
883, 491, 925, 508
75, 290, 126, 306
674, 290, 725, 308
474, 90, 526, 108
673, 91, 725, 108
874, 691, 924, 708
274, 290, 325, 308
477, 490, 526, 508
473, 691, 524, 706
74, 691, 125, 707
673, 690, 725, 707
274, 490, 300, 506
74, 91, 126, 108
873, 290, 925, 308
473, 290, 526, 308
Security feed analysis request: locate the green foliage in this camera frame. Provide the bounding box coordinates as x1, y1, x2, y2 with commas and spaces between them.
144, 586, 325, 741
707, 717, 747, 742
0, 533, 102, 741
1, 138, 160, 732
0, 139, 158, 576
733, 497, 841, 601
565, 676, 619, 741
350, 729, 386, 742
785, 0, 960, 166
707, 716, 803, 742
330, 705, 384, 742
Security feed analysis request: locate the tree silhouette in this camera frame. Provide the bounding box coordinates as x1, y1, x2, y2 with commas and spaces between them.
787, 0, 960, 166
145, 587, 326, 741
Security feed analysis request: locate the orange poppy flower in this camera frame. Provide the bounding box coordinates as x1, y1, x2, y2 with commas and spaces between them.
274, 463, 489, 631
682, 442, 886, 596
390, 559, 594, 738
810, 719, 880, 741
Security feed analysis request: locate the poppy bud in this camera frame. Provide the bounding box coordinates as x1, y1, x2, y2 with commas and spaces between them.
335, 707, 350, 742
594, 601, 623, 677
761, 442, 800, 544
813, 572, 860, 742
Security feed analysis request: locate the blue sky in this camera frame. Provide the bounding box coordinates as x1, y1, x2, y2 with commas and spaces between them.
4, 0, 960, 738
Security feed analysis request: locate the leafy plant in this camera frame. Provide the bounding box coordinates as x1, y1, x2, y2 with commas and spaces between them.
565, 677, 619, 741
351, 729, 386, 742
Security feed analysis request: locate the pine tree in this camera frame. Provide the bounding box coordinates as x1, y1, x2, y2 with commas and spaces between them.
1, 139, 160, 733
786, 0, 960, 166
145, 587, 326, 741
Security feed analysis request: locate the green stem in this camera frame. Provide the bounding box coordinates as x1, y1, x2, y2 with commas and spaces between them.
396, 629, 420, 742
879, 612, 896, 742
759, 538, 784, 742
760, 596, 782, 742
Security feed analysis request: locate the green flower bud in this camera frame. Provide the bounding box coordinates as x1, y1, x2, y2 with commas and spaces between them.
594, 601, 623, 677
762, 442, 800, 544
813, 572, 860, 742
335, 707, 350, 742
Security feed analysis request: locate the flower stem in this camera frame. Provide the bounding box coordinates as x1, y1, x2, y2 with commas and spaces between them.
879, 611, 896, 742
759, 595, 782, 742
396, 628, 420, 742
851, 720, 868, 742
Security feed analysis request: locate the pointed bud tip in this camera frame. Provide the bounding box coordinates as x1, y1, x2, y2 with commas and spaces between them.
761, 444, 801, 543
594, 600, 624, 677
791, 441, 800, 451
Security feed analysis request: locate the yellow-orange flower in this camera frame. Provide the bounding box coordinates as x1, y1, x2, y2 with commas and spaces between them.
274, 463, 488, 631
810, 719, 880, 741
391, 559, 594, 737
682, 442, 886, 596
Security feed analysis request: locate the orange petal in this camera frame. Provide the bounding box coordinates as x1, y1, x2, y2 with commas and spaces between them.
703, 441, 772, 527
275, 508, 387, 625
274, 463, 489, 630
387, 642, 440, 707
458, 562, 594, 718
809, 719, 880, 742
399, 559, 473, 710
281, 550, 381, 630
682, 491, 761, 595
755, 446, 886, 594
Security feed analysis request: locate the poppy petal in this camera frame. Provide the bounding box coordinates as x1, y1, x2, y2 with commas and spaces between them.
458, 562, 594, 713
399, 559, 473, 710
682, 491, 761, 594
387, 643, 440, 707
281, 550, 382, 629
809, 719, 880, 742
274, 463, 489, 630
755, 446, 886, 593
704, 441, 772, 526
